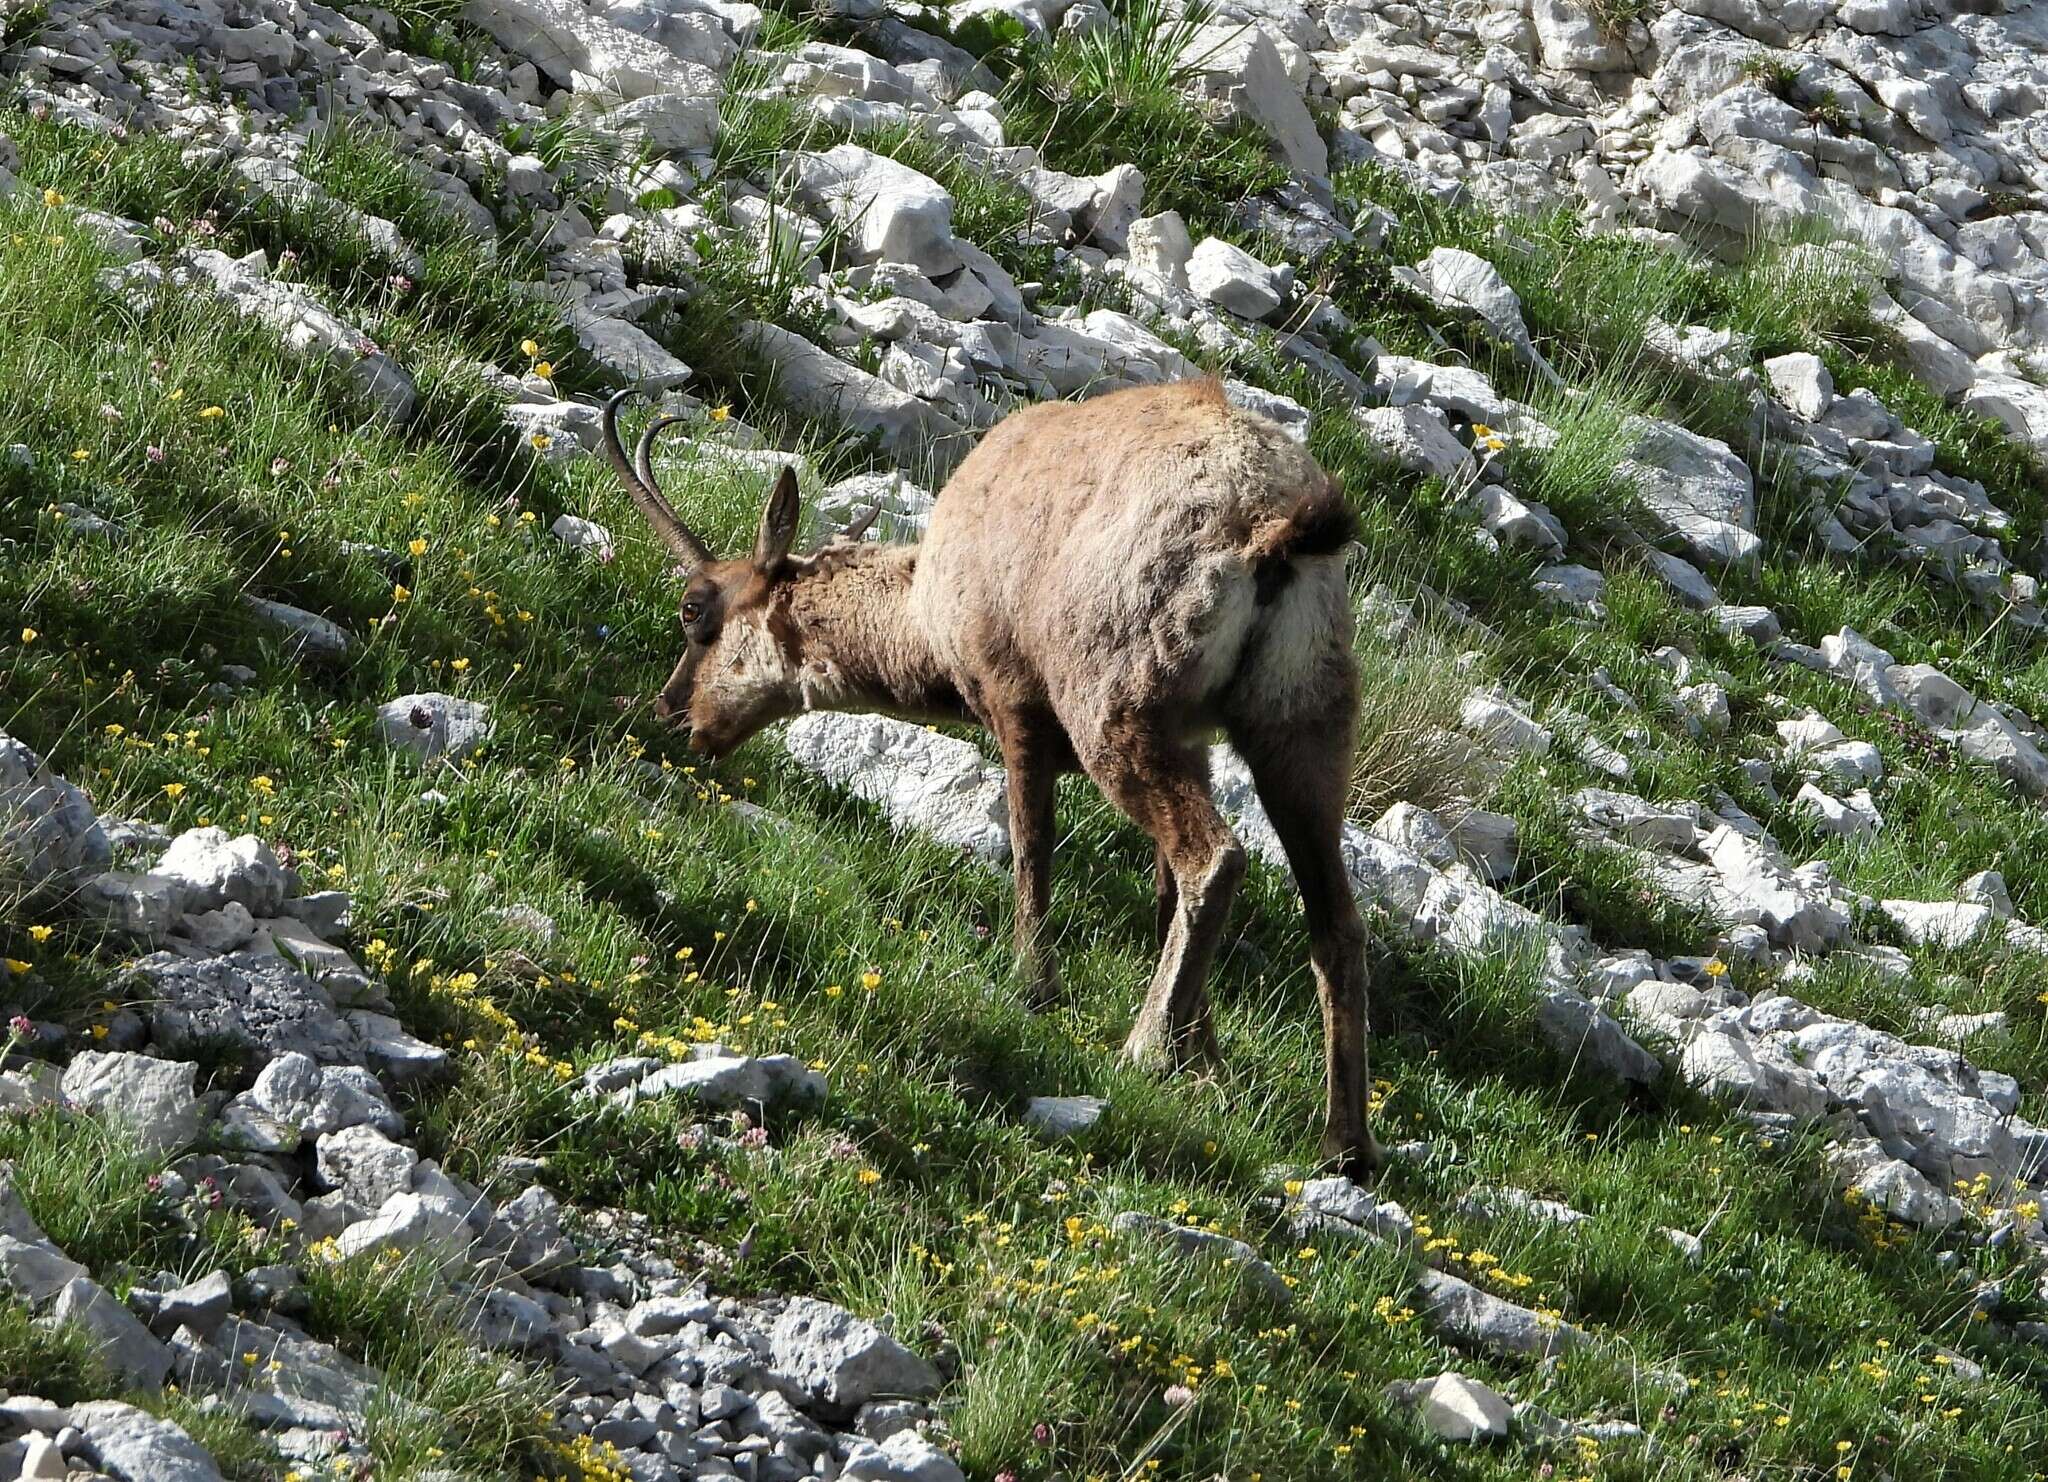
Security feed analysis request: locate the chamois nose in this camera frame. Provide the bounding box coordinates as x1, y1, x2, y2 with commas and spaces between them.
652, 690, 683, 725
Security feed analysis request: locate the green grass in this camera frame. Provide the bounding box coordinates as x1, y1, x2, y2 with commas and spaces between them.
14, 35, 2048, 1480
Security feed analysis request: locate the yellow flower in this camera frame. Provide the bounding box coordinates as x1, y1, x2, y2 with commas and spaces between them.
3, 960, 30, 976
530, 433, 552, 450
409, 537, 428, 557
861, 971, 881, 992
520, 338, 540, 358
42, 187, 64, 208
28, 926, 53, 943
391, 583, 410, 603
450, 657, 470, 673
198, 405, 225, 419
533, 360, 554, 379
19, 628, 36, 643
251, 775, 275, 795
824, 984, 843, 998
857, 1168, 882, 1186
163, 782, 186, 799
708, 404, 731, 422
1703, 957, 1729, 977
70, 448, 90, 462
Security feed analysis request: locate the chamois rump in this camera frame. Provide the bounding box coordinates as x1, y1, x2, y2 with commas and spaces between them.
605, 376, 1379, 1175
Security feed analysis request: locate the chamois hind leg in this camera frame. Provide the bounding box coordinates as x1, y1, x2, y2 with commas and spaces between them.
1077, 719, 1238, 1073
1232, 711, 1383, 1182
993, 708, 1063, 1009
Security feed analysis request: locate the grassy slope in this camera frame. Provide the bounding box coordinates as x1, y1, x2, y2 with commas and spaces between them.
7, 6, 2048, 1477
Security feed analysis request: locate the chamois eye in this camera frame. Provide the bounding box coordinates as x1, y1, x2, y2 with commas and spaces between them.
680, 601, 703, 626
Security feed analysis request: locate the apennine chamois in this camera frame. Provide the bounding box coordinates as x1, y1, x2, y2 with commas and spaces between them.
604, 376, 1379, 1175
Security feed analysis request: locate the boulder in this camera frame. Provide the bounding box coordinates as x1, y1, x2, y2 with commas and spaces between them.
59, 1052, 204, 1154
155, 827, 287, 915
1187, 236, 1285, 319
0, 732, 111, 892
1023, 1095, 1107, 1137
461, 0, 724, 96
50, 1278, 173, 1389
788, 145, 961, 276
1176, 24, 1325, 176
769, 1296, 941, 1412
739, 322, 970, 472
1354, 404, 1473, 480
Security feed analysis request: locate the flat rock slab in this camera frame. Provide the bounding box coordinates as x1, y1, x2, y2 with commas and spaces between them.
1413, 1266, 1587, 1358
1023, 1095, 1107, 1137
69, 1401, 223, 1482
1110, 1211, 1291, 1305
131, 950, 361, 1066
602, 1050, 826, 1112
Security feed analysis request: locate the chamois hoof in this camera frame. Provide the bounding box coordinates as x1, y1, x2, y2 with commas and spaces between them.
1120, 1018, 1224, 1077
1014, 963, 1065, 1012
1319, 1125, 1385, 1184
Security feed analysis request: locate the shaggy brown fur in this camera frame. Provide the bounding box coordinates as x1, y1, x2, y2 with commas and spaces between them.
602, 379, 1380, 1177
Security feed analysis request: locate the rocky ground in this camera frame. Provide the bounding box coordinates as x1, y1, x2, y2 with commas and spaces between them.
6, 0, 2048, 1475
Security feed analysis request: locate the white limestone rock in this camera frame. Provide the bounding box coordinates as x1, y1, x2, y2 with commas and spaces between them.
740, 321, 970, 471
1763, 352, 1834, 422
788, 144, 961, 277
1354, 403, 1473, 480
1412, 247, 1531, 348
375, 693, 494, 762
104, 250, 414, 423
462, 0, 725, 97
68, 1401, 224, 1482
785, 712, 1009, 863
49, 1278, 173, 1390
59, 1052, 206, 1154
1794, 783, 1882, 838
1023, 1095, 1107, 1137
241, 596, 351, 662
770, 1295, 942, 1412
1416, 1372, 1513, 1442
1176, 23, 1325, 176
155, 827, 287, 916
1187, 236, 1285, 319
0, 731, 110, 892
1460, 691, 1551, 756
1616, 416, 1758, 567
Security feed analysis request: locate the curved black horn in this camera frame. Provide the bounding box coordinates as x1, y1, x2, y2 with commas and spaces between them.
601, 389, 713, 568
634, 411, 691, 495
840, 504, 882, 543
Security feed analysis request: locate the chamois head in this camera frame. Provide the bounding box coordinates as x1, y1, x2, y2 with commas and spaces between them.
602, 390, 877, 759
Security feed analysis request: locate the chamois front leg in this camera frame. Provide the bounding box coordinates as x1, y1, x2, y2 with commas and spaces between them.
996, 710, 1062, 1009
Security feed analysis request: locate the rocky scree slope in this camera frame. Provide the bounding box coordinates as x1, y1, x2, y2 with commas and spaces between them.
9, 0, 2048, 1475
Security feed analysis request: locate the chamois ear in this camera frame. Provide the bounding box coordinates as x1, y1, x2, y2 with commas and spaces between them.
753, 467, 801, 570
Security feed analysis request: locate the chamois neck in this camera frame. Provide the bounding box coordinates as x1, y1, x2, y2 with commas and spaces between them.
786, 543, 957, 721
